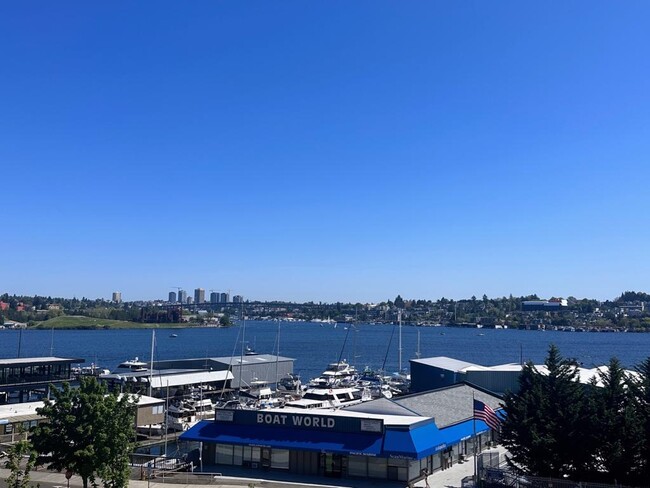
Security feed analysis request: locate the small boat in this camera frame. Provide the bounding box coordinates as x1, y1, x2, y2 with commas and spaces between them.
169, 333, 178, 338
277, 373, 302, 393
136, 424, 165, 437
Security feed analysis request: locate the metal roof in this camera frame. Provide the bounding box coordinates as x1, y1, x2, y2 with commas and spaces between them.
410, 356, 483, 371
147, 370, 233, 389
344, 397, 422, 417
0, 401, 44, 421
394, 384, 502, 428
0, 357, 85, 367
209, 354, 294, 366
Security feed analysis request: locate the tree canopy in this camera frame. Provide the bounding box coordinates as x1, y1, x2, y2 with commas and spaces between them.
30, 377, 136, 488
501, 345, 650, 486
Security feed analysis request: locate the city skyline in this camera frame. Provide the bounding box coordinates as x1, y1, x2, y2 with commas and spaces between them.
2, 2, 650, 303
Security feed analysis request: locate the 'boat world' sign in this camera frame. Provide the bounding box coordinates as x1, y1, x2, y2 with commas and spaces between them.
216, 408, 383, 434
256, 412, 336, 429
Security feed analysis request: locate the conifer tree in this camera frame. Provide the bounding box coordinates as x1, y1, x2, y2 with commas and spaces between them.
629, 357, 650, 484
501, 345, 592, 479
590, 357, 642, 485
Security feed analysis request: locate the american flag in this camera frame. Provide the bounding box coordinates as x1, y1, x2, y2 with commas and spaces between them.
473, 399, 501, 431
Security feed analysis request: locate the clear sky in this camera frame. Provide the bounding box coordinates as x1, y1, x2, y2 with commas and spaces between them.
2, 1, 649, 303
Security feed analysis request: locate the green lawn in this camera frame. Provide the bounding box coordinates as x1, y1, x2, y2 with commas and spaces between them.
33, 315, 176, 330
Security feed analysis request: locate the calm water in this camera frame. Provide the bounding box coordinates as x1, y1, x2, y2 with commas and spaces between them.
2, 322, 650, 380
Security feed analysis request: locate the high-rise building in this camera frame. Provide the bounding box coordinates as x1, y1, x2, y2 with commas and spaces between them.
220, 292, 229, 303
178, 290, 187, 303
168, 291, 177, 303
210, 292, 218, 304
112, 292, 122, 303
187, 296, 193, 305
233, 295, 244, 303
194, 288, 205, 304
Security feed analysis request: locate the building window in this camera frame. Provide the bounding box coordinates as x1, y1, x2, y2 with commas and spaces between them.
367, 457, 387, 479
271, 449, 289, 469
152, 405, 163, 415
348, 456, 367, 478
215, 444, 234, 465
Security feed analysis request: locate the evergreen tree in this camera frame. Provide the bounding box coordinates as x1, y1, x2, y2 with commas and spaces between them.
501, 345, 592, 479
590, 358, 642, 485
629, 357, 650, 484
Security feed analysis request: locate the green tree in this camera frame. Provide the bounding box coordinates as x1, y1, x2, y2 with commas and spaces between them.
30, 377, 136, 488
630, 357, 650, 483
500, 345, 593, 479
4, 437, 36, 488
96, 393, 137, 488
219, 313, 232, 327
590, 357, 642, 485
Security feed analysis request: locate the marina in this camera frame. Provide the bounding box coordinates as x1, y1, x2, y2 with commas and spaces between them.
2, 322, 650, 381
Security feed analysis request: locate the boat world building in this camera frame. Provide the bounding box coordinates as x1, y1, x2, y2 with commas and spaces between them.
180, 383, 502, 484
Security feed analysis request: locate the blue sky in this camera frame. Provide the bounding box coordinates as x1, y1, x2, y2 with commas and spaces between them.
2, 1, 649, 303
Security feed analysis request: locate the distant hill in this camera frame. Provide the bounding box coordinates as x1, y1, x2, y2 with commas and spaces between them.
33, 315, 170, 330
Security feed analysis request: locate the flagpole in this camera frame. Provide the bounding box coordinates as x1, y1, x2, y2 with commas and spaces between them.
473, 392, 478, 486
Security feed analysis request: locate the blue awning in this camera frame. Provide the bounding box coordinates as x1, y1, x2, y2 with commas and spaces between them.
181, 421, 383, 456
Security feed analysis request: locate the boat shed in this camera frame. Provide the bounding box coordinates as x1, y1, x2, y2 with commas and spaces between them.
409, 357, 484, 393
153, 355, 294, 390
0, 356, 85, 404
100, 369, 233, 398
409, 356, 632, 396
180, 383, 502, 484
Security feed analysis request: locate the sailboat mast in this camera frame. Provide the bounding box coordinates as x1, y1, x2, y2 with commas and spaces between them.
398, 309, 403, 372
149, 330, 155, 397
274, 320, 280, 393
239, 301, 245, 392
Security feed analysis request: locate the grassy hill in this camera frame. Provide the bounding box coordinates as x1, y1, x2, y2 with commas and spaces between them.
32, 315, 174, 330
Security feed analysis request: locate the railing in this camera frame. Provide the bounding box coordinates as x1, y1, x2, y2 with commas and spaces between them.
480, 467, 637, 488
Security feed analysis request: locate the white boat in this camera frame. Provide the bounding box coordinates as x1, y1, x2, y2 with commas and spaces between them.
166, 401, 197, 432
187, 397, 215, 420
114, 357, 149, 373
308, 360, 358, 388
241, 380, 284, 408
284, 386, 365, 410
136, 424, 165, 437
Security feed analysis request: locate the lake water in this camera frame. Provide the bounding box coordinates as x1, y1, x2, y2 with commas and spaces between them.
2, 322, 650, 380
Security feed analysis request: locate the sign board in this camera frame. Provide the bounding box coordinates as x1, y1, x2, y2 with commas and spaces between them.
215, 410, 234, 422
216, 409, 383, 434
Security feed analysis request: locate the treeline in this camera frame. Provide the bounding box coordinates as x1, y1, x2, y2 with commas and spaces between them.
501, 345, 650, 486
2, 291, 650, 330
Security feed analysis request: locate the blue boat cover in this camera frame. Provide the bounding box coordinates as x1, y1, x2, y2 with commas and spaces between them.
181, 421, 384, 456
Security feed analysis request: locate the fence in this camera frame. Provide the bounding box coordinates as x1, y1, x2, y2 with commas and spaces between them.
480, 466, 637, 488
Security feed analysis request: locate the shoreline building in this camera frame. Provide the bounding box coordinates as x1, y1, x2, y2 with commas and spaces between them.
181, 383, 502, 484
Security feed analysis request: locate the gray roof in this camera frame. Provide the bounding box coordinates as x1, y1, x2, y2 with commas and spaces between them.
409, 356, 480, 371
101, 370, 233, 388
0, 357, 85, 367
394, 384, 502, 428
344, 397, 422, 417
209, 354, 294, 366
